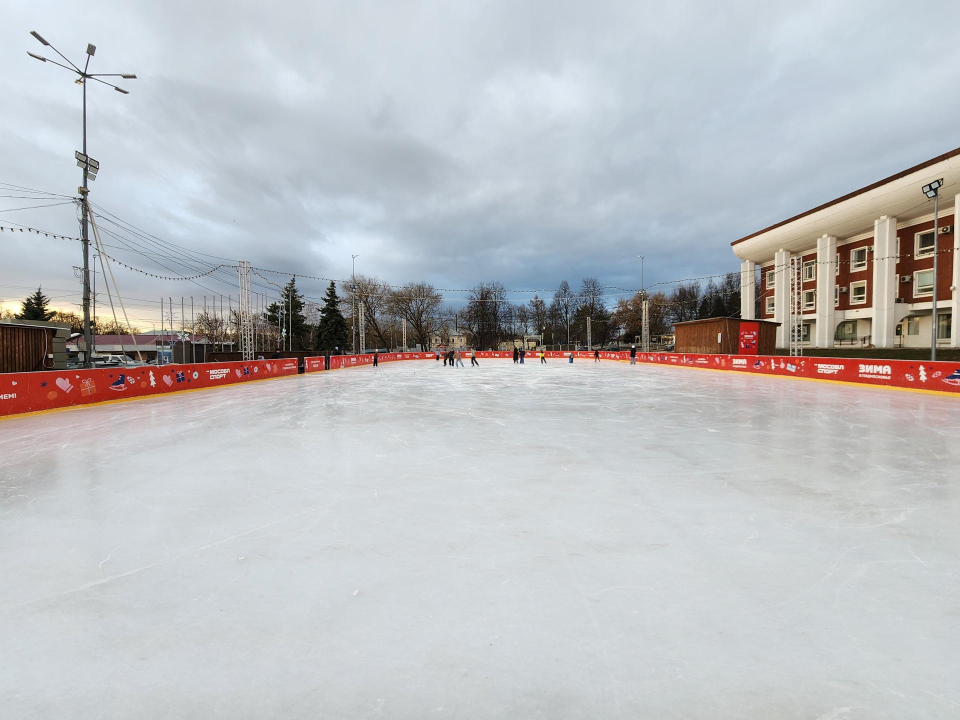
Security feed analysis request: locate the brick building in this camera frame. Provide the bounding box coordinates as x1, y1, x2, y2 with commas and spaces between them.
733, 148, 960, 350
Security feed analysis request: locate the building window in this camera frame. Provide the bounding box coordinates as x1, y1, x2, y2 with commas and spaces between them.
836, 320, 857, 342
850, 281, 867, 305
801, 324, 811, 343
803, 289, 816, 310
765, 270, 776, 289
834, 285, 839, 306
937, 312, 952, 340
907, 318, 920, 336
914, 269, 934, 297
765, 296, 775, 315
835, 252, 839, 275
851, 247, 868, 271
802, 260, 816, 281
916, 230, 936, 258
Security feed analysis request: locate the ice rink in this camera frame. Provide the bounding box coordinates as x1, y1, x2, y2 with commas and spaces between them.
2, 359, 959, 719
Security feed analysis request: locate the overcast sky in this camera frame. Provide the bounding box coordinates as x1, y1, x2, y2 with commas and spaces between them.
3, 0, 960, 323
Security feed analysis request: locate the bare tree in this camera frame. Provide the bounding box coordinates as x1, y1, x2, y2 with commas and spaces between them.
342, 274, 393, 349
462, 282, 508, 350
528, 295, 548, 339
387, 282, 443, 350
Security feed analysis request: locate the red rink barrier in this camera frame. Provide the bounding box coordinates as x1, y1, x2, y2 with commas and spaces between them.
631, 352, 960, 395
0, 359, 299, 417
304, 356, 326, 373
327, 352, 434, 369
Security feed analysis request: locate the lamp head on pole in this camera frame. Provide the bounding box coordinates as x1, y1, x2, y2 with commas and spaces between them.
922, 178, 943, 199
30, 31, 50, 46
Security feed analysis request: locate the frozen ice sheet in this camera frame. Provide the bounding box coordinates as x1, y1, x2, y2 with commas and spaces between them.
1, 360, 959, 719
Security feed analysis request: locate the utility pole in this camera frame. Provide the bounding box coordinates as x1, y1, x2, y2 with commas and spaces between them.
27, 31, 135, 367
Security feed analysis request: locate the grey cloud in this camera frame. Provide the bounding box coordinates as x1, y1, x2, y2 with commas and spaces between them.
3, 0, 960, 319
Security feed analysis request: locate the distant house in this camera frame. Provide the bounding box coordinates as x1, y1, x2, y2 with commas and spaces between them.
430, 333, 468, 349
65, 333, 232, 362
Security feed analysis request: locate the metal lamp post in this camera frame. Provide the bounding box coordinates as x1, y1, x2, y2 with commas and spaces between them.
351, 254, 359, 354
27, 31, 135, 368
922, 179, 943, 362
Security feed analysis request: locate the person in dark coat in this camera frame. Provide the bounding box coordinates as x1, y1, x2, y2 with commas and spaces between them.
594, 349, 600, 362
630, 345, 637, 365
519, 349, 526, 364
373, 350, 379, 367
447, 350, 455, 368
513, 346, 519, 364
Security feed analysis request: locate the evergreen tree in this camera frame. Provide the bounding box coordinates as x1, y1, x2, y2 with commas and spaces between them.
266, 277, 310, 350
17, 287, 53, 321
316, 281, 349, 351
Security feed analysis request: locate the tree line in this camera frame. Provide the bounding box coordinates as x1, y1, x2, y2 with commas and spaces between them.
5, 273, 742, 352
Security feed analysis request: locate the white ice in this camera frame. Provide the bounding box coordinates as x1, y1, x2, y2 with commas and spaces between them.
2, 359, 959, 719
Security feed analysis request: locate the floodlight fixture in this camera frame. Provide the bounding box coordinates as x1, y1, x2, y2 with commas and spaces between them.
27, 51, 47, 62
30, 31, 50, 46
86, 44, 96, 56
922, 178, 943, 198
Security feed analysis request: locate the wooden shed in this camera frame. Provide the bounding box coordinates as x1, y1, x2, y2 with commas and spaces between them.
0, 320, 71, 373
673, 318, 778, 355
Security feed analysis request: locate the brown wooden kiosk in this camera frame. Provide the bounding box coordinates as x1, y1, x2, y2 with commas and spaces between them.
673, 318, 778, 355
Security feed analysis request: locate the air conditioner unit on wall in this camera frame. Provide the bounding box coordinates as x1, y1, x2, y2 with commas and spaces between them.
839, 287, 848, 293
939, 225, 953, 234
896, 297, 905, 303
901, 275, 911, 282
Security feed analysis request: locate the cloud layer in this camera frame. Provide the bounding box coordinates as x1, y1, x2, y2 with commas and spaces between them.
3, 0, 960, 321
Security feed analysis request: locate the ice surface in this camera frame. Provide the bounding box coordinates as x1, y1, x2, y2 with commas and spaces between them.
1, 360, 959, 719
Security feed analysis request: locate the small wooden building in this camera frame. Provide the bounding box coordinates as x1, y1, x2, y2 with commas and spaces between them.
0, 320, 71, 373
673, 318, 778, 355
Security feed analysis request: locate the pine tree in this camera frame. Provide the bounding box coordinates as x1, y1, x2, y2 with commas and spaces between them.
316, 281, 349, 351
266, 277, 310, 350
18, 287, 53, 321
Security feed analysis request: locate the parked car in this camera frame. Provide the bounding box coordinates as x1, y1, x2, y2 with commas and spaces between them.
91, 354, 144, 367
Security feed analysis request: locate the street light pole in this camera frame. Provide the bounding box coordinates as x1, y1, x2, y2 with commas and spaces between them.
922, 179, 944, 362
351, 254, 359, 354
27, 31, 135, 368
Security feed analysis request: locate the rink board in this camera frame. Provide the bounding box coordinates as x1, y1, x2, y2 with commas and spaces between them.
2, 350, 958, 418
0, 359, 298, 417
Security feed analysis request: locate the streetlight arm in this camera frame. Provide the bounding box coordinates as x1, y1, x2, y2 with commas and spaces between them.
26, 51, 79, 74
87, 75, 130, 93
47, 41, 84, 74
90, 73, 137, 79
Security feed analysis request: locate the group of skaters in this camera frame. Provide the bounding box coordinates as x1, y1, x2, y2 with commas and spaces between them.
511, 347, 547, 364
436, 348, 480, 367
431, 344, 639, 367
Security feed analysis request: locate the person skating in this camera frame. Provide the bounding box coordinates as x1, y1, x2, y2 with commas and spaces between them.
455, 350, 465, 368
372, 350, 379, 367
594, 349, 600, 362
540, 350, 547, 364
513, 346, 519, 364
519, 349, 526, 364
435, 348, 441, 362
447, 350, 455, 368
442, 349, 448, 366
630, 345, 637, 365
470, 349, 479, 367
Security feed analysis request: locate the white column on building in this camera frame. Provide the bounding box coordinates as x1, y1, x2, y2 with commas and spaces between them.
815, 234, 837, 348
773, 248, 791, 348
740, 260, 756, 320
951, 194, 960, 348
872, 215, 898, 348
